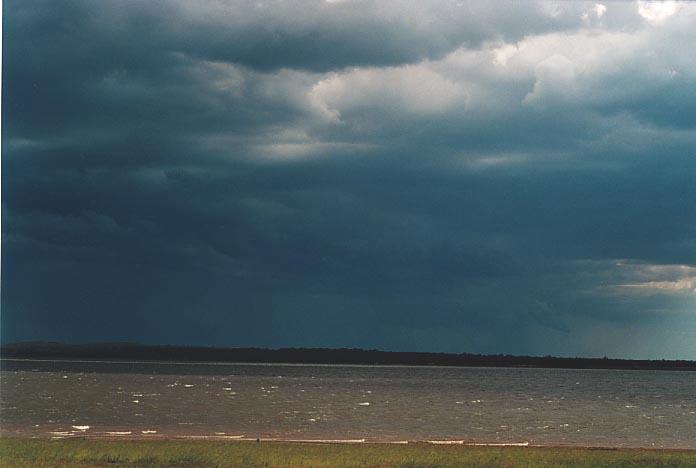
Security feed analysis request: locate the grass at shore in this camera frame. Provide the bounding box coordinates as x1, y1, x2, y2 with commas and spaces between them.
1, 438, 696, 467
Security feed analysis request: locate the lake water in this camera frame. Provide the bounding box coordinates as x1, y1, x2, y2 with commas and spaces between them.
1, 360, 695, 448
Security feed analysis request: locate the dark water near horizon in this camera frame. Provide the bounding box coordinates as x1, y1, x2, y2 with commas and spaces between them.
1, 360, 695, 448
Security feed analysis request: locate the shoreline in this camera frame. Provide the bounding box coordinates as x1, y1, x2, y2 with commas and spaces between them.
3, 432, 696, 452
5, 343, 696, 372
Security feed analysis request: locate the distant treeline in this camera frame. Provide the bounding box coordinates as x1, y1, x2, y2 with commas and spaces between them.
2, 342, 695, 371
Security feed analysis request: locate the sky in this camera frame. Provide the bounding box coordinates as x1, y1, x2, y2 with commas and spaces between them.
2, 0, 696, 359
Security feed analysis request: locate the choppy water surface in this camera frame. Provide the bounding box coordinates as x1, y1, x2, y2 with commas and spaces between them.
1, 360, 695, 448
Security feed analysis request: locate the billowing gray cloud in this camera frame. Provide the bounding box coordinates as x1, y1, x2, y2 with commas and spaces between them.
3, 0, 696, 358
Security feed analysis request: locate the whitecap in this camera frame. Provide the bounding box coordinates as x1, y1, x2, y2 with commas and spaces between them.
469, 442, 529, 447
105, 431, 132, 435
278, 438, 365, 444
71, 425, 90, 431
358, 402, 370, 406
141, 430, 157, 434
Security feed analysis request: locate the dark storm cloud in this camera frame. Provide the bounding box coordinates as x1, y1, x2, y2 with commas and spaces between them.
4, 0, 596, 77
3, 0, 696, 358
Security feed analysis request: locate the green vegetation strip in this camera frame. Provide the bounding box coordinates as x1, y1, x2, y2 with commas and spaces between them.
1, 438, 696, 467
